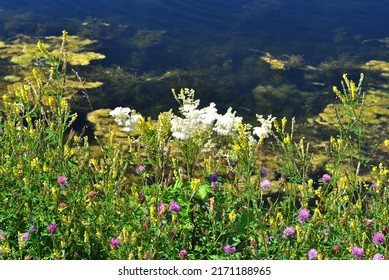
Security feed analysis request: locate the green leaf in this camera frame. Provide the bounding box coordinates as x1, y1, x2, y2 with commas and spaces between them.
196, 184, 213, 200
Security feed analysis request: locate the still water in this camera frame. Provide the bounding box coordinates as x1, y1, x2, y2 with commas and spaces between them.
1, 0, 389, 125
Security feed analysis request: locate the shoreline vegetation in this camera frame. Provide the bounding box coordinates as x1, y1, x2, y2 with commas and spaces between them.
0, 31, 387, 260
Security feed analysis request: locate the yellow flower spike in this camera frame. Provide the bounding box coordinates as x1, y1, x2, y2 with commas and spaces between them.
71, 113, 78, 123
229, 209, 237, 223
84, 231, 89, 243
350, 80, 356, 100
51, 187, 58, 201
128, 253, 134, 260
37, 41, 49, 55
61, 215, 68, 224
355, 200, 362, 212
330, 136, 336, 148
60, 99, 68, 110
172, 213, 177, 223
283, 134, 291, 145
269, 217, 275, 227
94, 183, 103, 191
109, 130, 115, 143
384, 139, 389, 148
273, 119, 280, 132
60, 240, 66, 249
150, 205, 156, 218
209, 197, 215, 212
318, 253, 323, 260
130, 186, 137, 197
313, 208, 322, 219
29, 128, 35, 137
86, 201, 92, 212
281, 116, 287, 132
314, 187, 322, 199
295, 224, 302, 242
121, 228, 129, 243
362, 232, 367, 243
383, 210, 388, 222
190, 178, 200, 192
276, 212, 283, 221
333, 86, 346, 102
53, 251, 62, 260
137, 247, 143, 259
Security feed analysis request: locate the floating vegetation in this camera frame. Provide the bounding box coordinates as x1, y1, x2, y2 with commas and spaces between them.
260, 52, 304, 70
0, 32, 105, 100
130, 29, 167, 48
361, 60, 389, 76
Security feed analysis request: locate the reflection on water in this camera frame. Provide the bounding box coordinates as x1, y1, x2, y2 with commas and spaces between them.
0, 0, 389, 127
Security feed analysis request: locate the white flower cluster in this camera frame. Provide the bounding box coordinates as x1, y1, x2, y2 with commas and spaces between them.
109, 106, 143, 132
252, 114, 276, 139
110, 88, 275, 142
170, 88, 243, 140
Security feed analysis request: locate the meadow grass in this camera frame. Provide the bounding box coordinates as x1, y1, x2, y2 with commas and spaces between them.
0, 31, 387, 260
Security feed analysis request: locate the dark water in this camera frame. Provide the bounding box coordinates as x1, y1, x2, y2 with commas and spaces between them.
1, 0, 389, 124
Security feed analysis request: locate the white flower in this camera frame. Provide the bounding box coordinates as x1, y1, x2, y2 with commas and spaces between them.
171, 116, 192, 140
123, 113, 143, 132
110, 107, 143, 132
252, 114, 275, 139
213, 107, 243, 136
109, 107, 131, 126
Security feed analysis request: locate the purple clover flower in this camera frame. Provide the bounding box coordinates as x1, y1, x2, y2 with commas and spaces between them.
158, 202, 167, 215
298, 208, 310, 224
224, 244, 236, 254
322, 174, 331, 184
210, 173, 218, 183
372, 253, 385, 260
57, 175, 66, 185
48, 223, 57, 234
28, 225, 36, 233
308, 248, 318, 260
169, 200, 181, 213
110, 237, 120, 250
57, 175, 69, 189
137, 165, 146, 173
351, 246, 364, 259
179, 249, 188, 260
23, 232, 30, 241
283, 226, 295, 237
210, 173, 219, 189
0, 232, 6, 239
261, 169, 269, 177
260, 179, 271, 190
372, 232, 385, 245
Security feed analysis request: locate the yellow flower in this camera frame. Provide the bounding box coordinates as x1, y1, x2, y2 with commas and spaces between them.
355, 200, 362, 212
281, 117, 287, 132
37, 41, 49, 55
84, 231, 89, 243
60, 99, 68, 110
333, 86, 346, 102
51, 187, 58, 201
229, 209, 237, 223
283, 134, 291, 145
190, 178, 200, 192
